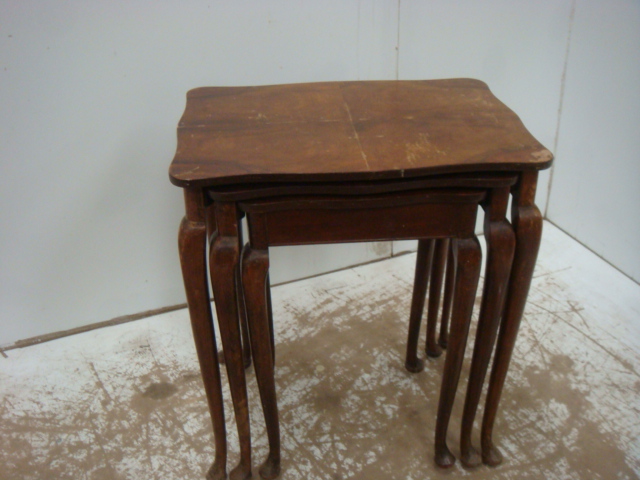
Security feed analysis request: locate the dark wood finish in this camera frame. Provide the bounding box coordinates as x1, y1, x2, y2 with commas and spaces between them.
240, 190, 484, 246
234, 218, 252, 369
241, 189, 486, 478
405, 239, 435, 373
481, 171, 543, 466
234, 248, 252, 370
240, 189, 486, 213
426, 238, 449, 358
266, 273, 275, 367
209, 201, 252, 480
460, 187, 515, 467
208, 173, 518, 202
205, 201, 217, 241
178, 189, 227, 480
206, 205, 252, 369
170, 80, 552, 188
170, 80, 553, 478
242, 244, 281, 479
438, 242, 456, 349
434, 236, 482, 468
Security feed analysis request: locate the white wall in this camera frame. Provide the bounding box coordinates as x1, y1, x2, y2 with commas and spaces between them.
547, 0, 640, 282
2, 1, 635, 346
0, 0, 398, 345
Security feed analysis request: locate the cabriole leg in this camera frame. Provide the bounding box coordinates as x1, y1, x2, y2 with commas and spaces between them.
178, 189, 227, 480
426, 238, 449, 357
405, 239, 435, 373
266, 274, 275, 367
434, 236, 482, 468
438, 241, 456, 349
481, 172, 543, 466
210, 202, 252, 480
460, 188, 515, 467
235, 218, 252, 369
243, 245, 281, 479
208, 206, 252, 370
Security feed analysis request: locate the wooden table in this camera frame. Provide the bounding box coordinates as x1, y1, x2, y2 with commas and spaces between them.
169, 79, 553, 479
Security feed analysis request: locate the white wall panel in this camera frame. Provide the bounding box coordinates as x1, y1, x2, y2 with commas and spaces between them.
547, 0, 640, 282
397, 0, 573, 215
0, 0, 399, 345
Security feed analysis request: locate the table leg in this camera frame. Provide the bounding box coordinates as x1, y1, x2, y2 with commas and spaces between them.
434, 235, 481, 468
460, 187, 515, 467
426, 238, 449, 358
405, 239, 435, 373
236, 218, 252, 369
438, 241, 456, 349
210, 201, 252, 480
207, 205, 252, 370
243, 244, 281, 480
266, 274, 275, 367
481, 171, 543, 466
178, 189, 227, 480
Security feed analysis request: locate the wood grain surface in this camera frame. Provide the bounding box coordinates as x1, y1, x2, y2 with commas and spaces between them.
169, 79, 552, 187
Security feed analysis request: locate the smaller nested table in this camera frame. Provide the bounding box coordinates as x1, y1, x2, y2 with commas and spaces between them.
169, 79, 552, 480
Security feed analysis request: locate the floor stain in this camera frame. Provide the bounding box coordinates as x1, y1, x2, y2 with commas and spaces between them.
142, 382, 178, 400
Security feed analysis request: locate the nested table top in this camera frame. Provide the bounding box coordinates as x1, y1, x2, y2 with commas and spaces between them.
169, 79, 552, 188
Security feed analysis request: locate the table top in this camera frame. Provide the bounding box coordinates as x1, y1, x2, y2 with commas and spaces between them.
169, 79, 552, 188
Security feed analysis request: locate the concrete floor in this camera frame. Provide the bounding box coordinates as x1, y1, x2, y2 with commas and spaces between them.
1, 222, 639, 480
